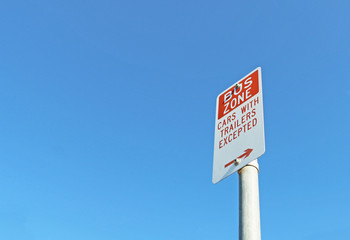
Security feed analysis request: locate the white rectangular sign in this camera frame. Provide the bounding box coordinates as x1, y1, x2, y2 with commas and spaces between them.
212, 67, 265, 184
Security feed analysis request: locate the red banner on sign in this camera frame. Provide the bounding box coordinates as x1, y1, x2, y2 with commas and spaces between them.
217, 70, 259, 120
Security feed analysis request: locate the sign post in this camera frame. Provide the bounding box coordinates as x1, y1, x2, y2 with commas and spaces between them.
212, 67, 265, 240
239, 160, 261, 240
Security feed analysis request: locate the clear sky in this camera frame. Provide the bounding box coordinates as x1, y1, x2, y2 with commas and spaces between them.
1, 0, 350, 239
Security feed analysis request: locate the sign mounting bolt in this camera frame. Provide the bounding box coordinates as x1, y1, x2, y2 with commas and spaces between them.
235, 158, 241, 165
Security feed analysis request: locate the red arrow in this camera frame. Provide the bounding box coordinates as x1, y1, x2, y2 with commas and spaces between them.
224, 148, 253, 168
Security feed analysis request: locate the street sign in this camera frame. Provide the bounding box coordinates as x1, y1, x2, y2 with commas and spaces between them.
212, 67, 265, 184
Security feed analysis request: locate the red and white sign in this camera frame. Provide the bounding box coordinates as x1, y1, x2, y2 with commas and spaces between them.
212, 67, 265, 184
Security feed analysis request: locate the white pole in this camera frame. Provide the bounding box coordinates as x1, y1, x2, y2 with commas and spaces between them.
238, 159, 261, 240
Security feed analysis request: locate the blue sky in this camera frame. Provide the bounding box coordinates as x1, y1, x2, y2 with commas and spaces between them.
1, 0, 350, 239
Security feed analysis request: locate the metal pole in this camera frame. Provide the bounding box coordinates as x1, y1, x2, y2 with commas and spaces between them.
238, 159, 261, 240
